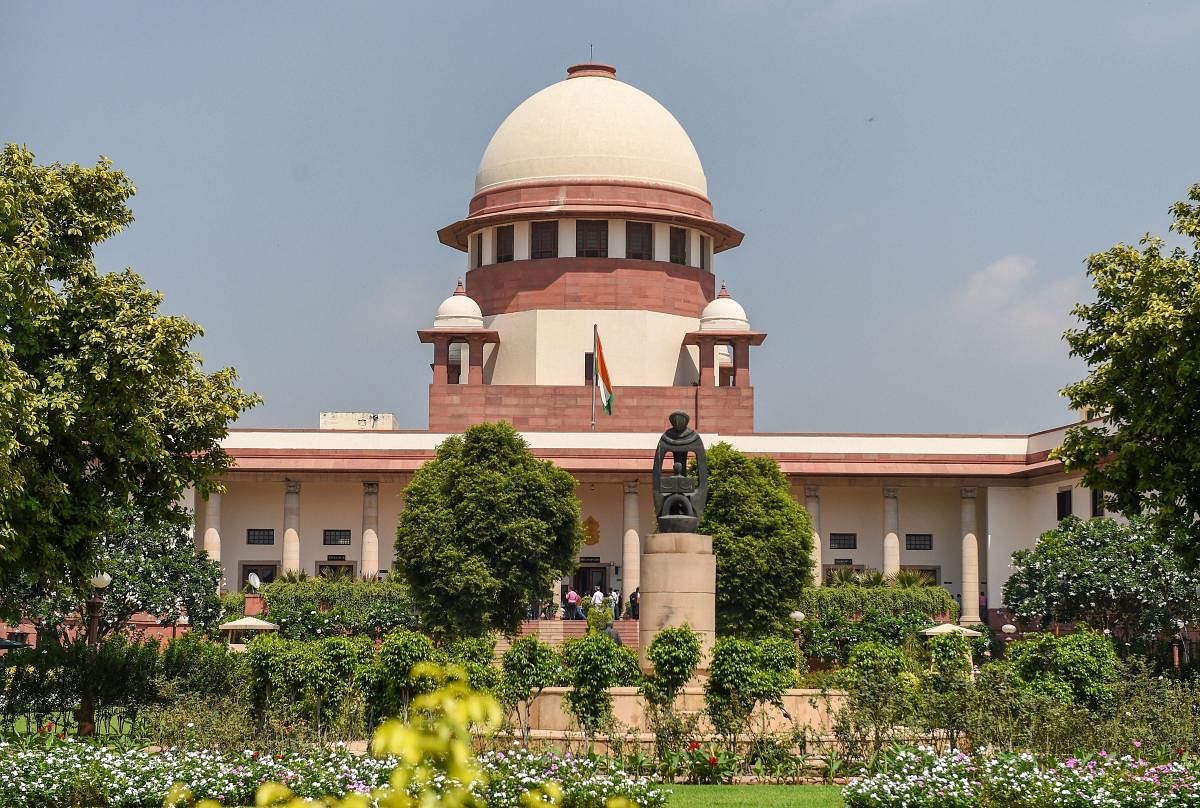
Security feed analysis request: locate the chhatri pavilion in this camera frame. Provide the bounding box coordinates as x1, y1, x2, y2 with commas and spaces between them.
194, 63, 1096, 629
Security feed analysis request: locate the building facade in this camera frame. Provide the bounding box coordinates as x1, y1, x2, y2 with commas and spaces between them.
193, 63, 1097, 629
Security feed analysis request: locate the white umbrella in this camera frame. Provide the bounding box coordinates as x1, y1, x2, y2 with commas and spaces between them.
919, 622, 982, 638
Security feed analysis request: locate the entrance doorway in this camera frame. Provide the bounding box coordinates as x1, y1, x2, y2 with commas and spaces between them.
572, 566, 608, 599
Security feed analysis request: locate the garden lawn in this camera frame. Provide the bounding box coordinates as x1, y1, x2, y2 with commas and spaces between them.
668, 785, 844, 807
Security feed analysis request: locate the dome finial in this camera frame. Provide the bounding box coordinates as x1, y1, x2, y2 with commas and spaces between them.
718, 281, 730, 299
566, 63, 617, 79
453, 278, 465, 296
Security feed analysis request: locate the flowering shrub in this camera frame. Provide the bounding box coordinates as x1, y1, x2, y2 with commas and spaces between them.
0, 740, 669, 807
844, 746, 1200, 807
477, 747, 668, 807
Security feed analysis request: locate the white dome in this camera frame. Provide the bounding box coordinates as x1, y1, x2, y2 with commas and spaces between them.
475, 65, 708, 198
700, 284, 749, 331
434, 281, 483, 328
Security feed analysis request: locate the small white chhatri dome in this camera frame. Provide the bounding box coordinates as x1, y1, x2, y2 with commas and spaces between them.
700, 283, 750, 331
475, 63, 708, 198
434, 280, 483, 329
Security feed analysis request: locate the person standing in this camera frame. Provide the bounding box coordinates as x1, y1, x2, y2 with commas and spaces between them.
565, 587, 581, 620
611, 587, 622, 619
628, 586, 640, 620
592, 585, 605, 609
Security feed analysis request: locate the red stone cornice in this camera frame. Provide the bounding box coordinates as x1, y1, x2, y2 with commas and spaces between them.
437, 179, 744, 253
465, 257, 715, 318
223, 446, 1066, 480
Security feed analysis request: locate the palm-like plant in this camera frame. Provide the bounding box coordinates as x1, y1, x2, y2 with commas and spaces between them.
826, 568, 859, 587
856, 570, 887, 588
889, 569, 931, 589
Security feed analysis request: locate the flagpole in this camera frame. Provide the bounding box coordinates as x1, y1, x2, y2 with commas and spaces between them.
591, 323, 597, 431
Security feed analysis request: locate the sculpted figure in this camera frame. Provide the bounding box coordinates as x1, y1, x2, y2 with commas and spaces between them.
652, 411, 707, 533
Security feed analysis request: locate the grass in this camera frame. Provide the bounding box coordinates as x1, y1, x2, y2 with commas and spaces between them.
668, 784, 845, 807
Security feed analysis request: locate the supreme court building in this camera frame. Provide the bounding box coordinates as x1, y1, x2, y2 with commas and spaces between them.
193, 63, 1097, 628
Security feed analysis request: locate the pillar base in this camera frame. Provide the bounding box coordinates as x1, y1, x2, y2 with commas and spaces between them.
639, 532, 716, 675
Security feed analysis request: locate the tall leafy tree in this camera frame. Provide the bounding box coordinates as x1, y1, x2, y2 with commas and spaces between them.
5, 507, 224, 643
1003, 516, 1200, 646
1056, 184, 1200, 564
0, 145, 259, 602
698, 442, 814, 638
395, 421, 582, 639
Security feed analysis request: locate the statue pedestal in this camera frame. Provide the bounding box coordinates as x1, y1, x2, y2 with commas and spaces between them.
638, 532, 716, 674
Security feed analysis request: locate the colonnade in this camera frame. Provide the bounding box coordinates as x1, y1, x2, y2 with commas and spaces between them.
201, 479, 982, 626
802, 484, 982, 625
201, 479, 383, 584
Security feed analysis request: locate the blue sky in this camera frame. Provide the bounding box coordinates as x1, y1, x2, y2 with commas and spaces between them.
4, 1, 1198, 433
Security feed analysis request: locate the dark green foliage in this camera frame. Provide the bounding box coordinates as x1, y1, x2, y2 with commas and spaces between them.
1004, 516, 1200, 648
4, 507, 223, 645
704, 636, 800, 746
260, 576, 417, 639
1056, 184, 1200, 566
1006, 627, 1120, 713
500, 636, 563, 747
838, 642, 917, 754
374, 629, 439, 722
797, 586, 956, 664
0, 635, 160, 735
395, 422, 583, 639
0, 145, 259, 597
160, 633, 243, 698
698, 443, 814, 638
801, 608, 932, 665
244, 633, 374, 738
562, 632, 635, 737
799, 585, 958, 622
643, 626, 702, 706
641, 626, 703, 759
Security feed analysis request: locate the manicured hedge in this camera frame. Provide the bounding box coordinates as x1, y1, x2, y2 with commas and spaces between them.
799, 585, 957, 621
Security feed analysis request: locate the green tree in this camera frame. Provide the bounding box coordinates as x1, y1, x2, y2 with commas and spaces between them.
500, 635, 562, 747
395, 421, 583, 638
0, 145, 259, 601
704, 636, 800, 747
698, 442, 814, 637
1003, 516, 1200, 647
5, 507, 223, 644
1056, 184, 1200, 565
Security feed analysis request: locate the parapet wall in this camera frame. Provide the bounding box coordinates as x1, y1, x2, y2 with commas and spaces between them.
525, 686, 844, 736
428, 384, 753, 433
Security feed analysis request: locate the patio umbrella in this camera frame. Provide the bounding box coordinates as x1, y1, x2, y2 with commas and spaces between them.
919, 622, 982, 638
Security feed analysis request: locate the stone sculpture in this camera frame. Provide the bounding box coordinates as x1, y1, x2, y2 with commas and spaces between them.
652, 411, 707, 533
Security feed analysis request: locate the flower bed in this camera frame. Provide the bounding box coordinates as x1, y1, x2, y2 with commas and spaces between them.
0, 739, 668, 807
844, 746, 1200, 807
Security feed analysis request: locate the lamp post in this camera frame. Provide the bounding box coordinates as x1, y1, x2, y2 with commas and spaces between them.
790, 610, 806, 658
77, 571, 111, 737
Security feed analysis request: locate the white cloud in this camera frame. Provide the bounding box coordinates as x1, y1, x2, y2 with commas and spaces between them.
950, 255, 1083, 364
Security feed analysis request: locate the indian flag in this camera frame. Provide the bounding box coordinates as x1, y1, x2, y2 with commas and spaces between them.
595, 328, 614, 414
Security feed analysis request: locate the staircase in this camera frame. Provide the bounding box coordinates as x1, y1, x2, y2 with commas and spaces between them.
494, 618, 640, 656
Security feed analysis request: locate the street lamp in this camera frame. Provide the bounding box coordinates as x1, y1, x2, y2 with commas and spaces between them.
78, 571, 111, 736
790, 610, 806, 654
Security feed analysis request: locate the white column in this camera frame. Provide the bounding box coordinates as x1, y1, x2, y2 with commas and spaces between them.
558, 220, 576, 257
622, 481, 641, 605
203, 492, 222, 564
283, 480, 301, 574
481, 226, 495, 265
882, 487, 900, 577
652, 223, 670, 262
609, 219, 626, 259
514, 221, 531, 260
361, 482, 380, 581
960, 487, 981, 625
804, 486, 822, 586
688, 230, 702, 267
